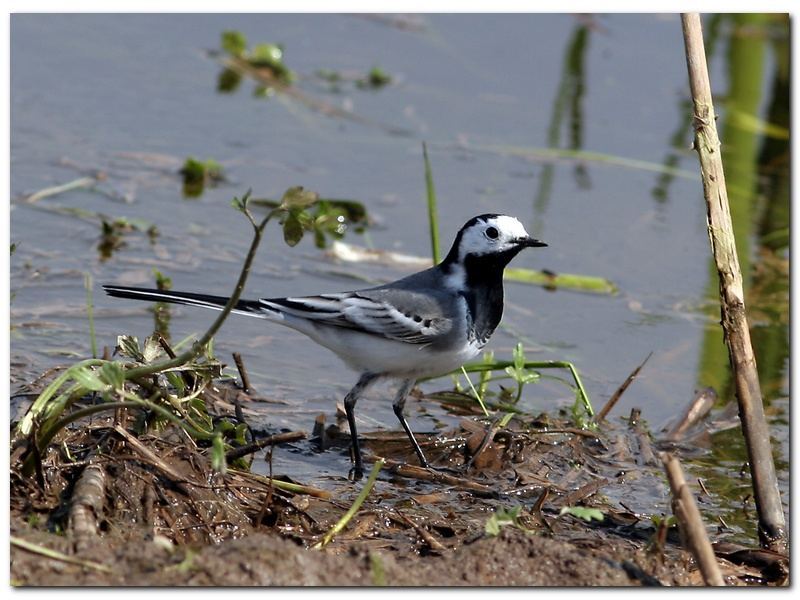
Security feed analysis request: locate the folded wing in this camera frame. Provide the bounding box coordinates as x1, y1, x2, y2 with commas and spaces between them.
258, 289, 453, 346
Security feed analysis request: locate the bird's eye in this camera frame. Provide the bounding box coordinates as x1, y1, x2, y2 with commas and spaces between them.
485, 226, 499, 240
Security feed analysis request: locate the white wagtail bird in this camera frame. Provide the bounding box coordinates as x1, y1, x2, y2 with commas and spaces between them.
104, 214, 546, 477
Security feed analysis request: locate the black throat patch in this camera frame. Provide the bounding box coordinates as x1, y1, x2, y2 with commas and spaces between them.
459, 247, 522, 343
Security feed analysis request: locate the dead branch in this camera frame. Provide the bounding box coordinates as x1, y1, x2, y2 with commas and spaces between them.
661, 452, 725, 586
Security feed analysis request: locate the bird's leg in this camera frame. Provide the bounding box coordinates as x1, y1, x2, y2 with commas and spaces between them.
343, 372, 381, 480
392, 378, 431, 468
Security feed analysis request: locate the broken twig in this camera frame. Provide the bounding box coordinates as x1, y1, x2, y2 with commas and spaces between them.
662, 452, 725, 586
224, 430, 305, 462
595, 352, 652, 422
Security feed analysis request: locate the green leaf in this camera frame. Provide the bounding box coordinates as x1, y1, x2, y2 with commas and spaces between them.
152, 268, 172, 290
559, 506, 604, 522
117, 335, 143, 361
180, 157, 206, 184
71, 367, 108, 392
505, 365, 521, 382
282, 214, 305, 246
217, 67, 242, 93
164, 371, 186, 395
180, 157, 224, 186
485, 515, 501, 537
221, 30, 247, 57
249, 43, 283, 66
513, 342, 525, 370
356, 66, 392, 90
485, 506, 523, 536
240, 41, 294, 83
211, 434, 227, 474
99, 361, 126, 391
280, 186, 319, 210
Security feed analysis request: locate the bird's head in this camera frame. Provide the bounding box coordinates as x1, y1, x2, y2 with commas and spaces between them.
443, 214, 547, 266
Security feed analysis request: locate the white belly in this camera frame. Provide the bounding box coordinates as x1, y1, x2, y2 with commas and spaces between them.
308, 326, 481, 377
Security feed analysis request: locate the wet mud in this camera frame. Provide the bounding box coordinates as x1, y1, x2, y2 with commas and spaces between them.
9, 379, 789, 587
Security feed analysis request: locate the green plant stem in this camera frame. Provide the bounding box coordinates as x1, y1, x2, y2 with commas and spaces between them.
22, 176, 99, 204
460, 360, 593, 417
124, 197, 271, 380
235, 470, 332, 499
14, 359, 106, 440
460, 366, 489, 416
42, 401, 143, 439
21, 391, 220, 477
313, 458, 384, 549
422, 142, 441, 264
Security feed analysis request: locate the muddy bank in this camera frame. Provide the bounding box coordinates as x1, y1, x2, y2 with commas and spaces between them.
10, 392, 789, 587
12, 519, 670, 586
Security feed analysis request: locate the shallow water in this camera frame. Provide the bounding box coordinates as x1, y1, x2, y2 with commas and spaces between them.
10, 14, 789, 546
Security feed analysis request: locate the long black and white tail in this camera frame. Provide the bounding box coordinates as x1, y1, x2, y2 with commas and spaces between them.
102, 285, 269, 318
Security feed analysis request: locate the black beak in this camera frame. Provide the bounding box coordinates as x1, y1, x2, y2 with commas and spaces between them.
517, 236, 547, 248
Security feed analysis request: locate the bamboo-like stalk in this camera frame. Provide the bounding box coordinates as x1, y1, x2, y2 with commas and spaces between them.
661, 452, 725, 586
680, 13, 785, 552
68, 464, 107, 551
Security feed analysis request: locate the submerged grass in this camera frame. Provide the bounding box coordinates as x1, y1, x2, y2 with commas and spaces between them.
452, 141, 700, 180
313, 458, 385, 549
504, 266, 617, 295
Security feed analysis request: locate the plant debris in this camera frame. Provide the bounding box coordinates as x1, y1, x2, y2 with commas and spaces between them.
9, 371, 788, 586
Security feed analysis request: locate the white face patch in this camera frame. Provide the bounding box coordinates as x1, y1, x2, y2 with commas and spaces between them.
457, 215, 531, 260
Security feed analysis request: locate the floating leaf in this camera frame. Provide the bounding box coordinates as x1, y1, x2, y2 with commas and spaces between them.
356, 66, 392, 89
559, 506, 604, 522
180, 157, 225, 195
